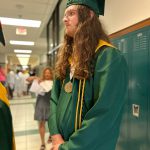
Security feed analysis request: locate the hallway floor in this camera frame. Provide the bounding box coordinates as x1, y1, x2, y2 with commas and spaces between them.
10, 95, 52, 150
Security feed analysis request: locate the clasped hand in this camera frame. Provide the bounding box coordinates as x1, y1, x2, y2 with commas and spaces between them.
50, 134, 64, 150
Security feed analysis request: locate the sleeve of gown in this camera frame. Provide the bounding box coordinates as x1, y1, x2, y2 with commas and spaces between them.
0, 101, 13, 150
48, 79, 61, 135
59, 48, 128, 150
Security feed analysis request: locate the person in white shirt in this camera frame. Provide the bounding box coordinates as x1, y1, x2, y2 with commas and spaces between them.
6, 69, 15, 99
14, 70, 23, 97
22, 70, 30, 95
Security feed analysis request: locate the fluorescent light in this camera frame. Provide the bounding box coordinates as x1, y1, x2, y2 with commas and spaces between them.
14, 49, 32, 53
16, 54, 30, 58
0, 17, 41, 28
10, 40, 34, 46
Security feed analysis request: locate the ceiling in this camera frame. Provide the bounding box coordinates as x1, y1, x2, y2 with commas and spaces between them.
0, 0, 59, 66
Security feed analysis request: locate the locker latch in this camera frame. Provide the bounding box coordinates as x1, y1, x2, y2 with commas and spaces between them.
132, 104, 140, 118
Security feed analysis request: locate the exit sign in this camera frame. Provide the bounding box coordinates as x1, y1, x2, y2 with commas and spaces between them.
16, 27, 27, 35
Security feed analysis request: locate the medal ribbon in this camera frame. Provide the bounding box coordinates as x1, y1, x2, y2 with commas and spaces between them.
79, 79, 86, 128
75, 79, 81, 131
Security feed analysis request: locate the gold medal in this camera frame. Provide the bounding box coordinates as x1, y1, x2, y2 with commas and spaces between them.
64, 81, 73, 93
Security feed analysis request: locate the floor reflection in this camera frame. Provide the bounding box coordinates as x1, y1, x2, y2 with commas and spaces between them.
10, 95, 52, 150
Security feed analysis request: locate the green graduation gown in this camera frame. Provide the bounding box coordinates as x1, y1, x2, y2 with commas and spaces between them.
48, 40, 128, 150
0, 83, 15, 150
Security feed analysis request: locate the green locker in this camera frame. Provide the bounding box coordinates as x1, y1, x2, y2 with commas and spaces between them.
128, 29, 149, 150
111, 26, 150, 150
112, 37, 130, 150
148, 28, 150, 149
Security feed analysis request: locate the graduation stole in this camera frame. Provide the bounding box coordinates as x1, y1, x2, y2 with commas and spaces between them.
74, 40, 115, 131
0, 82, 10, 106
0, 83, 16, 150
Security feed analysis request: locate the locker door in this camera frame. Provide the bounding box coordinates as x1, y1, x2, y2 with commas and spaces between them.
148, 28, 150, 149
112, 37, 131, 150
128, 28, 149, 150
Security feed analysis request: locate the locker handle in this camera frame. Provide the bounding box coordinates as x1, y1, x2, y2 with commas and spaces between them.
132, 104, 140, 118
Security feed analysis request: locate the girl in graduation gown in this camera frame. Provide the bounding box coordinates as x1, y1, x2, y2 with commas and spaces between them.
48, 0, 128, 150
0, 83, 16, 150
0, 21, 16, 150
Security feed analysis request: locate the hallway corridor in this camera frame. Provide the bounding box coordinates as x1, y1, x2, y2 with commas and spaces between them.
10, 95, 52, 150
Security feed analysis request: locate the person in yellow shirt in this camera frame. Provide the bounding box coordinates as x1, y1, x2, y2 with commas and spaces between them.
0, 21, 16, 150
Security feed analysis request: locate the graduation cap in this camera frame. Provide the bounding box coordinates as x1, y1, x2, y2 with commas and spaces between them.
66, 0, 105, 16
0, 21, 5, 46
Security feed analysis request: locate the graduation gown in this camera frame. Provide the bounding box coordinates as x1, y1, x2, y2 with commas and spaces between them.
48, 40, 128, 150
0, 82, 15, 150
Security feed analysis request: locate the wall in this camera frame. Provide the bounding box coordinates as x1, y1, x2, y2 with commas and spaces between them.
0, 53, 7, 64
40, 54, 47, 65
102, 0, 150, 34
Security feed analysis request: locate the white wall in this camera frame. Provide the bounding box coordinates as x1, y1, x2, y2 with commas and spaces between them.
0, 53, 7, 64
40, 54, 47, 64
101, 0, 150, 34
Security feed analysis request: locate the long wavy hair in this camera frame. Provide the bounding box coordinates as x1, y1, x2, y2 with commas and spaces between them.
55, 5, 110, 80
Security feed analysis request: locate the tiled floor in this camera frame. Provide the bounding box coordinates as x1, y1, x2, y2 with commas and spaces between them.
10, 95, 52, 150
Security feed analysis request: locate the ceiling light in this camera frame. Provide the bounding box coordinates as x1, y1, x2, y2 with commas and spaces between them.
14, 49, 32, 53
0, 17, 41, 28
16, 54, 30, 58
10, 40, 34, 46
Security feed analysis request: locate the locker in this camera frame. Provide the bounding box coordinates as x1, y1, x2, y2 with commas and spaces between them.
111, 26, 150, 150
128, 29, 149, 150
148, 28, 150, 149
112, 36, 131, 150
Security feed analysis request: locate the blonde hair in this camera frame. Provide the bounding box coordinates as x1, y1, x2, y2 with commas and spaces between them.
42, 67, 53, 80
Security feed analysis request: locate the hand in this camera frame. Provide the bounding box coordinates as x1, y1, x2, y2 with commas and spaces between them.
26, 76, 38, 82
51, 134, 64, 145
50, 144, 61, 150
37, 78, 43, 83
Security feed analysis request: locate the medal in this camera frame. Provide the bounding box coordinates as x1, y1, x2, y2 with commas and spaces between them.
64, 64, 75, 93
64, 81, 73, 93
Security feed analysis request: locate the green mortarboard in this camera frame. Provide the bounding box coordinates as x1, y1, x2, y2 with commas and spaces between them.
66, 0, 105, 16
0, 22, 5, 46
